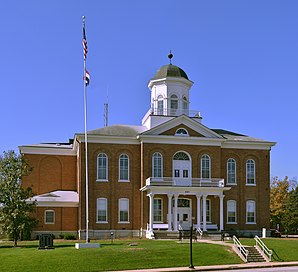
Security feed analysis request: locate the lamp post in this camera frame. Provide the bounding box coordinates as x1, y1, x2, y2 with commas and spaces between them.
189, 225, 195, 269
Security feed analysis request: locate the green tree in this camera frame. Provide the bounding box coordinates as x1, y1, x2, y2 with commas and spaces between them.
0, 150, 37, 246
283, 186, 298, 233
270, 176, 290, 230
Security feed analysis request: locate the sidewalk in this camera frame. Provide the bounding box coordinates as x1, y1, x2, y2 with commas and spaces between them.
114, 261, 298, 272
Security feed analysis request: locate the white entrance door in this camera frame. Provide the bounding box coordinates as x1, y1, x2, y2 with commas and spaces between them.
173, 158, 191, 186
177, 207, 191, 229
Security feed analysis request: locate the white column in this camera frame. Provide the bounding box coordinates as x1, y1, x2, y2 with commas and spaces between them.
219, 194, 225, 231
196, 194, 201, 229
167, 194, 173, 231
148, 193, 154, 231
202, 194, 207, 231
173, 194, 179, 231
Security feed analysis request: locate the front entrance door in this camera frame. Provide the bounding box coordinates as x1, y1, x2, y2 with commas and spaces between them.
177, 207, 191, 229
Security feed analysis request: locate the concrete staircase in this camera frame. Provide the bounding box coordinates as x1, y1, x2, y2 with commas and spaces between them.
246, 246, 266, 262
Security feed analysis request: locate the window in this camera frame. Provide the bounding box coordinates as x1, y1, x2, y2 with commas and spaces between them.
246, 159, 255, 185
152, 152, 163, 178
173, 152, 190, 161
227, 158, 236, 184
119, 154, 129, 181
227, 200, 237, 223
97, 153, 108, 181
97, 198, 107, 223
175, 128, 189, 136
153, 198, 162, 222
201, 154, 211, 179
119, 198, 129, 223
182, 96, 188, 110
170, 94, 178, 115
45, 210, 55, 224
246, 200, 256, 224
157, 95, 164, 115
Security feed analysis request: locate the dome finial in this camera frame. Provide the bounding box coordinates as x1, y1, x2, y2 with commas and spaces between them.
168, 50, 173, 64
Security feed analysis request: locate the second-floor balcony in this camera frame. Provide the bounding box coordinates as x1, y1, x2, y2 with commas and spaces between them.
145, 177, 225, 188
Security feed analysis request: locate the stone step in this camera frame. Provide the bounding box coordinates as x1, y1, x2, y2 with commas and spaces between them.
245, 246, 266, 263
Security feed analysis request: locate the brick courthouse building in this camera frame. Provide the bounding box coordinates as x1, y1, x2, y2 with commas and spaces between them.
20, 58, 275, 239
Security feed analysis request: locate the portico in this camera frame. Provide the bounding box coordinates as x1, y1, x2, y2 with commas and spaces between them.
141, 177, 230, 238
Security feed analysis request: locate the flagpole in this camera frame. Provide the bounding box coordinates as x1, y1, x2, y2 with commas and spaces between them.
82, 15, 89, 244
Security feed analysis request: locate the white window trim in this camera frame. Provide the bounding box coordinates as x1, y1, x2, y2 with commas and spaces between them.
246, 200, 256, 224
118, 198, 130, 223
118, 153, 130, 182
246, 159, 256, 185
201, 154, 211, 179
227, 158, 237, 185
227, 200, 237, 224
97, 153, 108, 182
153, 198, 163, 223
152, 152, 163, 178
96, 198, 108, 223
44, 210, 55, 224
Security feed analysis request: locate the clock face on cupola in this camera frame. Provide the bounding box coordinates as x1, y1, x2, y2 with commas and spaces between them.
142, 52, 201, 129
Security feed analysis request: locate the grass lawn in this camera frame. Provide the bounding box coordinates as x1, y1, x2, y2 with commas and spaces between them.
239, 237, 298, 262
0, 239, 241, 272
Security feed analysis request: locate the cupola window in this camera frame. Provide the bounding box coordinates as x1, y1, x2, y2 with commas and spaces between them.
170, 94, 178, 115
157, 95, 164, 115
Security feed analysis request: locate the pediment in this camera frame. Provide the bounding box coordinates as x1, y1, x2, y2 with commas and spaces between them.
141, 115, 222, 139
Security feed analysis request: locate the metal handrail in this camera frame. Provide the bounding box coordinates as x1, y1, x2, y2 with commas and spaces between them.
254, 235, 272, 261
196, 227, 203, 238
233, 235, 249, 262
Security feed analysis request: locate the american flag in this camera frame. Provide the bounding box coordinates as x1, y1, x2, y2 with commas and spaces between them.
85, 70, 90, 86
82, 21, 88, 60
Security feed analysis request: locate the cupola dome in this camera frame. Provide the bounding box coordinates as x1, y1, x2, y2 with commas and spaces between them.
152, 64, 189, 80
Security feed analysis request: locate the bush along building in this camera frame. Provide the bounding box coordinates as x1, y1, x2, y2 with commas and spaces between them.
20, 55, 276, 239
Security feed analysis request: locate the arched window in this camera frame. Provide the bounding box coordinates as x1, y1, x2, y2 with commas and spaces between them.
119, 154, 129, 181
152, 152, 163, 178
246, 200, 256, 223
201, 154, 211, 179
170, 94, 178, 115
227, 200, 237, 223
157, 95, 164, 115
227, 158, 236, 184
173, 151, 190, 160
97, 153, 108, 181
246, 159, 255, 185
175, 128, 189, 136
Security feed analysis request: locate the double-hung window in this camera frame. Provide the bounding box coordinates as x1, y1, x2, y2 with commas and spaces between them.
97, 153, 108, 181
153, 198, 162, 222
97, 198, 107, 223
201, 154, 211, 179
227, 158, 236, 184
152, 152, 163, 178
227, 200, 237, 223
119, 198, 129, 223
246, 200, 256, 224
45, 210, 55, 224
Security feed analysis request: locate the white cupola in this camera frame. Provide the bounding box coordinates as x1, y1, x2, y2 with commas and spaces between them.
142, 52, 202, 129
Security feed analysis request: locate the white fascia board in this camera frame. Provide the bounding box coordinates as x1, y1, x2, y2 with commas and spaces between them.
19, 145, 76, 156
148, 77, 193, 89
141, 186, 230, 195
222, 140, 276, 150
35, 201, 79, 207
75, 134, 139, 145
138, 135, 224, 146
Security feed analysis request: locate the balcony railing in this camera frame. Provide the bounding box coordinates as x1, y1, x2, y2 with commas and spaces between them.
146, 177, 225, 187
143, 108, 201, 119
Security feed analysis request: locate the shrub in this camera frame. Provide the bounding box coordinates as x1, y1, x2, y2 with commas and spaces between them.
64, 233, 76, 240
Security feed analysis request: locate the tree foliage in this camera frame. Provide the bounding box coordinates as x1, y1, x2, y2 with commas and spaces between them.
270, 176, 298, 233
0, 150, 37, 246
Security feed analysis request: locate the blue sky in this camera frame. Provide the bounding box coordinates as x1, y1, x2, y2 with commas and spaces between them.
1, 0, 297, 179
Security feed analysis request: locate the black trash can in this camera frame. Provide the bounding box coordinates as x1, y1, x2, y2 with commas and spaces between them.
39, 234, 54, 249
